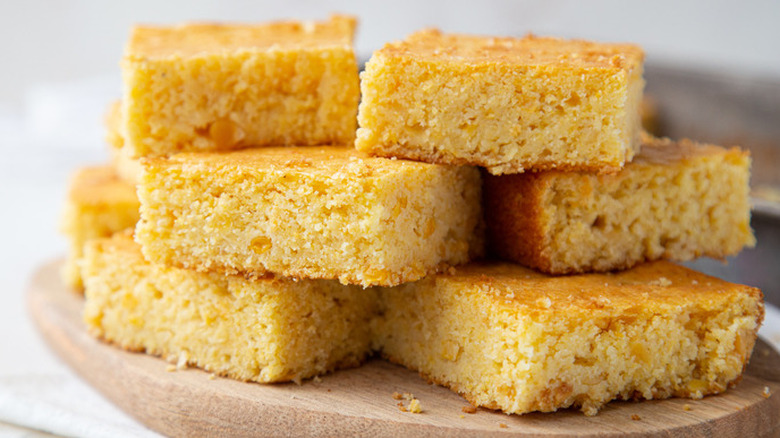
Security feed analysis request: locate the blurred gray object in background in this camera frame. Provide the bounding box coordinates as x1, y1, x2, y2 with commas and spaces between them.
645, 64, 780, 305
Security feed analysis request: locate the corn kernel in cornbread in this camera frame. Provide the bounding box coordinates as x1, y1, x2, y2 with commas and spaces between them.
357, 29, 645, 174
136, 146, 483, 287
484, 135, 755, 274
83, 233, 378, 383
122, 15, 359, 157
60, 166, 140, 290
375, 261, 763, 416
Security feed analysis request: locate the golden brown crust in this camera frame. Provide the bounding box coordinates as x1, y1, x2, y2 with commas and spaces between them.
380, 29, 644, 70
483, 170, 553, 272
127, 14, 357, 59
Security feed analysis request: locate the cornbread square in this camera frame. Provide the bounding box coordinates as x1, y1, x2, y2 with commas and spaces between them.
60, 166, 140, 290
375, 261, 763, 416
122, 15, 359, 157
484, 135, 755, 274
136, 146, 483, 287
105, 101, 143, 185
83, 233, 378, 383
356, 29, 645, 174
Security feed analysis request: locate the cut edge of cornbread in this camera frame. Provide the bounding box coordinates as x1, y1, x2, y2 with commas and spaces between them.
83, 232, 379, 383
484, 134, 755, 274
59, 165, 140, 290
135, 146, 484, 287
356, 29, 645, 174
121, 14, 360, 157
374, 261, 764, 416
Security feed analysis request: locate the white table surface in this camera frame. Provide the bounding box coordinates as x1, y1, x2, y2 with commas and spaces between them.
0, 79, 778, 438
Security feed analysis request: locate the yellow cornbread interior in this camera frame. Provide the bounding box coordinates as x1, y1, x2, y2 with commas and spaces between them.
60, 166, 140, 290
122, 15, 359, 156
485, 135, 755, 274
105, 100, 143, 185
135, 146, 483, 287
375, 261, 763, 416
356, 30, 644, 174
83, 233, 379, 383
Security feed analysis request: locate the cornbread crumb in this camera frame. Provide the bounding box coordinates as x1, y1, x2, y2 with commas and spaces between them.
165, 365, 176, 373
649, 277, 672, 287
397, 402, 407, 412
499, 423, 508, 429
408, 398, 423, 413
122, 15, 359, 156
459, 414, 465, 419
484, 135, 755, 274
60, 165, 140, 290
137, 146, 483, 287
462, 405, 477, 414
312, 376, 322, 383
392, 392, 403, 400
176, 351, 189, 370
208, 373, 217, 381
763, 386, 771, 398
83, 233, 379, 383
683, 404, 692, 411
375, 261, 763, 415
631, 414, 641, 421
357, 29, 644, 174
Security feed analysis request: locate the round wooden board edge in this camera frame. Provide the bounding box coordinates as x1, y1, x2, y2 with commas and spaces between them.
26, 258, 780, 437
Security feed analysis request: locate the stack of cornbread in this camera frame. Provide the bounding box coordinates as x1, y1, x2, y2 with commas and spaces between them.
60, 15, 763, 417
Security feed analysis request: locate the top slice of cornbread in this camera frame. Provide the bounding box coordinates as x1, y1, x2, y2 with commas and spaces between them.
135, 146, 483, 287
484, 134, 755, 274
356, 29, 645, 174
122, 15, 360, 156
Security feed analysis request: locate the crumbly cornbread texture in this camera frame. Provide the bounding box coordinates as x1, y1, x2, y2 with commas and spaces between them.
60, 166, 140, 290
105, 101, 143, 185
136, 146, 483, 287
374, 261, 763, 416
83, 233, 379, 383
356, 29, 645, 174
484, 135, 755, 274
122, 15, 359, 157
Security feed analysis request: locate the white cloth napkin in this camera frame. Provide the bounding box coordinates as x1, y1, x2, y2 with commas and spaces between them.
0, 373, 160, 438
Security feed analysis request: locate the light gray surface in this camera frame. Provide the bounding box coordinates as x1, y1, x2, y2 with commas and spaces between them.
2, 0, 780, 109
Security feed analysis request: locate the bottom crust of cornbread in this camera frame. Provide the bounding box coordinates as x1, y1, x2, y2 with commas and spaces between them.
374, 261, 763, 416
60, 165, 140, 290
83, 233, 378, 383
484, 135, 755, 274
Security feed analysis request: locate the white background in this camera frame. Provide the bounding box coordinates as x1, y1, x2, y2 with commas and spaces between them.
0, 1, 778, 436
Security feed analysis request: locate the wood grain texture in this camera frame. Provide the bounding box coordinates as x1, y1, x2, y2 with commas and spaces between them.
27, 259, 780, 437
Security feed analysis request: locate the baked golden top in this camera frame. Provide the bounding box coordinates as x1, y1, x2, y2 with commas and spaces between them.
127, 14, 356, 58
379, 29, 644, 70
68, 165, 139, 206
147, 146, 450, 178
446, 261, 762, 314
635, 133, 745, 166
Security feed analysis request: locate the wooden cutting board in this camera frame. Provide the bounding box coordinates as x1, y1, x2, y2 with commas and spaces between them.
27, 259, 780, 437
